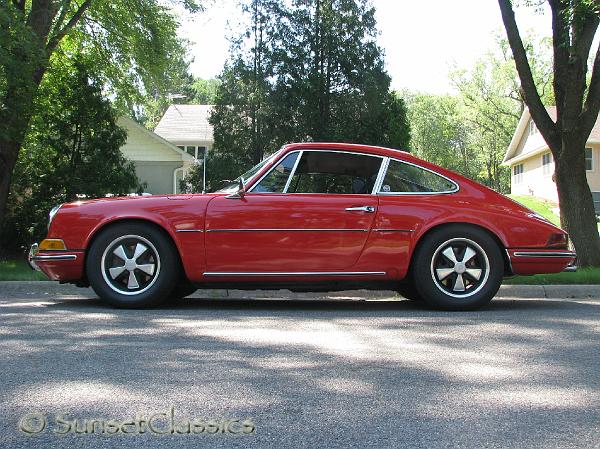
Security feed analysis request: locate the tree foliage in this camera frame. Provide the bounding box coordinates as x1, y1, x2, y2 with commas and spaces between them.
0, 0, 200, 226
189, 0, 410, 191
2, 57, 140, 251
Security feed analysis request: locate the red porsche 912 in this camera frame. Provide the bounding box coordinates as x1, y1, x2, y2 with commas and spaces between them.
28, 142, 576, 310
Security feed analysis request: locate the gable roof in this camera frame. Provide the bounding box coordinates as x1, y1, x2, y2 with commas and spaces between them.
503, 106, 600, 165
154, 104, 214, 142
118, 116, 194, 161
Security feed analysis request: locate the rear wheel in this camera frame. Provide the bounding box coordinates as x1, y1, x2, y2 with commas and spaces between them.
86, 223, 179, 308
412, 225, 503, 311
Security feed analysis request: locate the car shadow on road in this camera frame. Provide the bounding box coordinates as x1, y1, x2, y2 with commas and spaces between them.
39, 294, 593, 314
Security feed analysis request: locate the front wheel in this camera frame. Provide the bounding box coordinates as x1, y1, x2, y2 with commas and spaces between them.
412, 225, 503, 311
86, 223, 179, 308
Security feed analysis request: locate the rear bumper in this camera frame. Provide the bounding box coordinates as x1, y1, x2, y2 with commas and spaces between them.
508, 249, 577, 275
28, 243, 85, 280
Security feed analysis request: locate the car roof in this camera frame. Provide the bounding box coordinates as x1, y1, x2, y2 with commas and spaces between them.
281, 142, 431, 166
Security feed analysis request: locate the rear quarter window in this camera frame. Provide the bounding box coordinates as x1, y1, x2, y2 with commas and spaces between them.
380, 159, 457, 193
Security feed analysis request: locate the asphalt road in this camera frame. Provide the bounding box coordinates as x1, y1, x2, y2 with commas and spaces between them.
1, 283, 599, 449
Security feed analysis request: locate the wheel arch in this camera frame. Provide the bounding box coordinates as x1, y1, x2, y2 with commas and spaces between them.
409, 222, 512, 276
84, 218, 187, 281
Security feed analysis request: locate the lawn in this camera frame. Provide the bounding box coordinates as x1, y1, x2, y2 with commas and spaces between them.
505, 267, 600, 285
0, 259, 48, 281
507, 194, 562, 227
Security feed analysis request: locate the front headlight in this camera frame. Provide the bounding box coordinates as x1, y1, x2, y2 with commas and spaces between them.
48, 204, 62, 230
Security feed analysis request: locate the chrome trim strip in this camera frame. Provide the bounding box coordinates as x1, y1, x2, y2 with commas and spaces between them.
206, 228, 368, 233
513, 251, 576, 258
175, 229, 204, 233
376, 157, 460, 195
32, 254, 77, 261
373, 229, 414, 233
203, 271, 387, 276
282, 150, 303, 193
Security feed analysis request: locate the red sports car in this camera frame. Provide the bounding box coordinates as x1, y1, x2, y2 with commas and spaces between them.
28, 142, 576, 310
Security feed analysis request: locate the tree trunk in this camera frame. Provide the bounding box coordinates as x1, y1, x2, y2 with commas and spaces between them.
0, 140, 21, 225
554, 136, 600, 267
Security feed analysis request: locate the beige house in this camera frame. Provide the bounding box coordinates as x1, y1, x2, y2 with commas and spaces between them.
117, 105, 214, 195
117, 116, 195, 195
502, 107, 600, 211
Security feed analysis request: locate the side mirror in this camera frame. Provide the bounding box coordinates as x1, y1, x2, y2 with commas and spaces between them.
225, 178, 245, 199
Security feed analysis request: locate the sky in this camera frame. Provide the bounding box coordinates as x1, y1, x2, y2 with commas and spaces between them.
176, 0, 597, 94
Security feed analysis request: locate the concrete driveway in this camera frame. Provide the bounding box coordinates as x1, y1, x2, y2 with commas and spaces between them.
1, 282, 599, 449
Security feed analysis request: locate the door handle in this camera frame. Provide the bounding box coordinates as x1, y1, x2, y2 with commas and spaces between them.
345, 205, 376, 213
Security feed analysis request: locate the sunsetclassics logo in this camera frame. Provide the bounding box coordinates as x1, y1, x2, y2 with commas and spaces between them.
18, 406, 255, 436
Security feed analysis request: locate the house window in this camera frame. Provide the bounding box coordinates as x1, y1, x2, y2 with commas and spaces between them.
542, 153, 553, 176
529, 120, 538, 135
177, 145, 185, 151
586, 148, 593, 171
184, 145, 207, 160
513, 164, 524, 184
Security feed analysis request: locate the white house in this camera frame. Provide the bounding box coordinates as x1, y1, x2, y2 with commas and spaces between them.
117, 116, 195, 195
502, 107, 600, 211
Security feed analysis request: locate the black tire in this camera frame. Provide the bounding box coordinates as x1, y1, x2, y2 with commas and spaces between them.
86, 222, 179, 308
396, 282, 423, 301
170, 281, 197, 299
412, 225, 503, 311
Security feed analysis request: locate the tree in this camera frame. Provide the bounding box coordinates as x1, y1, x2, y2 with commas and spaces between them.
497, 0, 600, 266
197, 0, 283, 190
191, 78, 221, 104
0, 0, 200, 226
2, 57, 140, 250
275, 0, 408, 147
449, 34, 554, 192
192, 0, 410, 192
405, 92, 474, 178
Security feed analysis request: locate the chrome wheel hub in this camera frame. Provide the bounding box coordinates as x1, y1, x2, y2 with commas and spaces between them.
430, 238, 490, 298
101, 235, 161, 296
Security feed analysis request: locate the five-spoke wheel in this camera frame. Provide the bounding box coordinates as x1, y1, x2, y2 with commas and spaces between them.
87, 223, 179, 308
430, 238, 489, 298
102, 235, 161, 295
412, 225, 503, 310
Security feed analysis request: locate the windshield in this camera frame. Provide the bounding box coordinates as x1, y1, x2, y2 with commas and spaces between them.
216, 151, 280, 193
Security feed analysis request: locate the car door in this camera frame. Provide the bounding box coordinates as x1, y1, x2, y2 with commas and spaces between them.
204, 150, 383, 273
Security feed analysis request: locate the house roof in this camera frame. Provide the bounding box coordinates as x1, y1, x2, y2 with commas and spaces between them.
154, 104, 214, 142
503, 106, 600, 165
118, 116, 194, 161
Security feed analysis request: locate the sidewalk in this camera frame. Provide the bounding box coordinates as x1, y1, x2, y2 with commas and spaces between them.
0, 281, 598, 300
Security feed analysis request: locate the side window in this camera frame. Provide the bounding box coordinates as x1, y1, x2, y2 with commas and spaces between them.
288, 151, 382, 194
380, 160, 457, 193
252, 152, 299, 193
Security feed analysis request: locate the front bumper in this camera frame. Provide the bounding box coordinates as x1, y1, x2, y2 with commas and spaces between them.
28, 243, 84, 280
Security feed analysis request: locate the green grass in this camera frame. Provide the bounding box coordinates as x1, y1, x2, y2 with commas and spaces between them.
505, 267, 600, 285
0, 259, 48, 281
507, 194, 561, 227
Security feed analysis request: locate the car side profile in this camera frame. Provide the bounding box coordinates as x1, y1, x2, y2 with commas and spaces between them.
28, 142, 576, 310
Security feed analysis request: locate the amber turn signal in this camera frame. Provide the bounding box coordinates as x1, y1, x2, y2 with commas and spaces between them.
546, 233, 568, 249
39, 239, 67, 251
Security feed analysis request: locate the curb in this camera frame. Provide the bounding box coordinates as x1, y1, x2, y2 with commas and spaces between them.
0, 281, 599, 300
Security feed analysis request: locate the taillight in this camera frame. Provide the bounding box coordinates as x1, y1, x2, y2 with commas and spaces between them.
547, 233, 568, 249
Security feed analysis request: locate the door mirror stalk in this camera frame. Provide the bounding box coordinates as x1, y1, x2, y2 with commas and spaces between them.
225, 178, 246, 199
